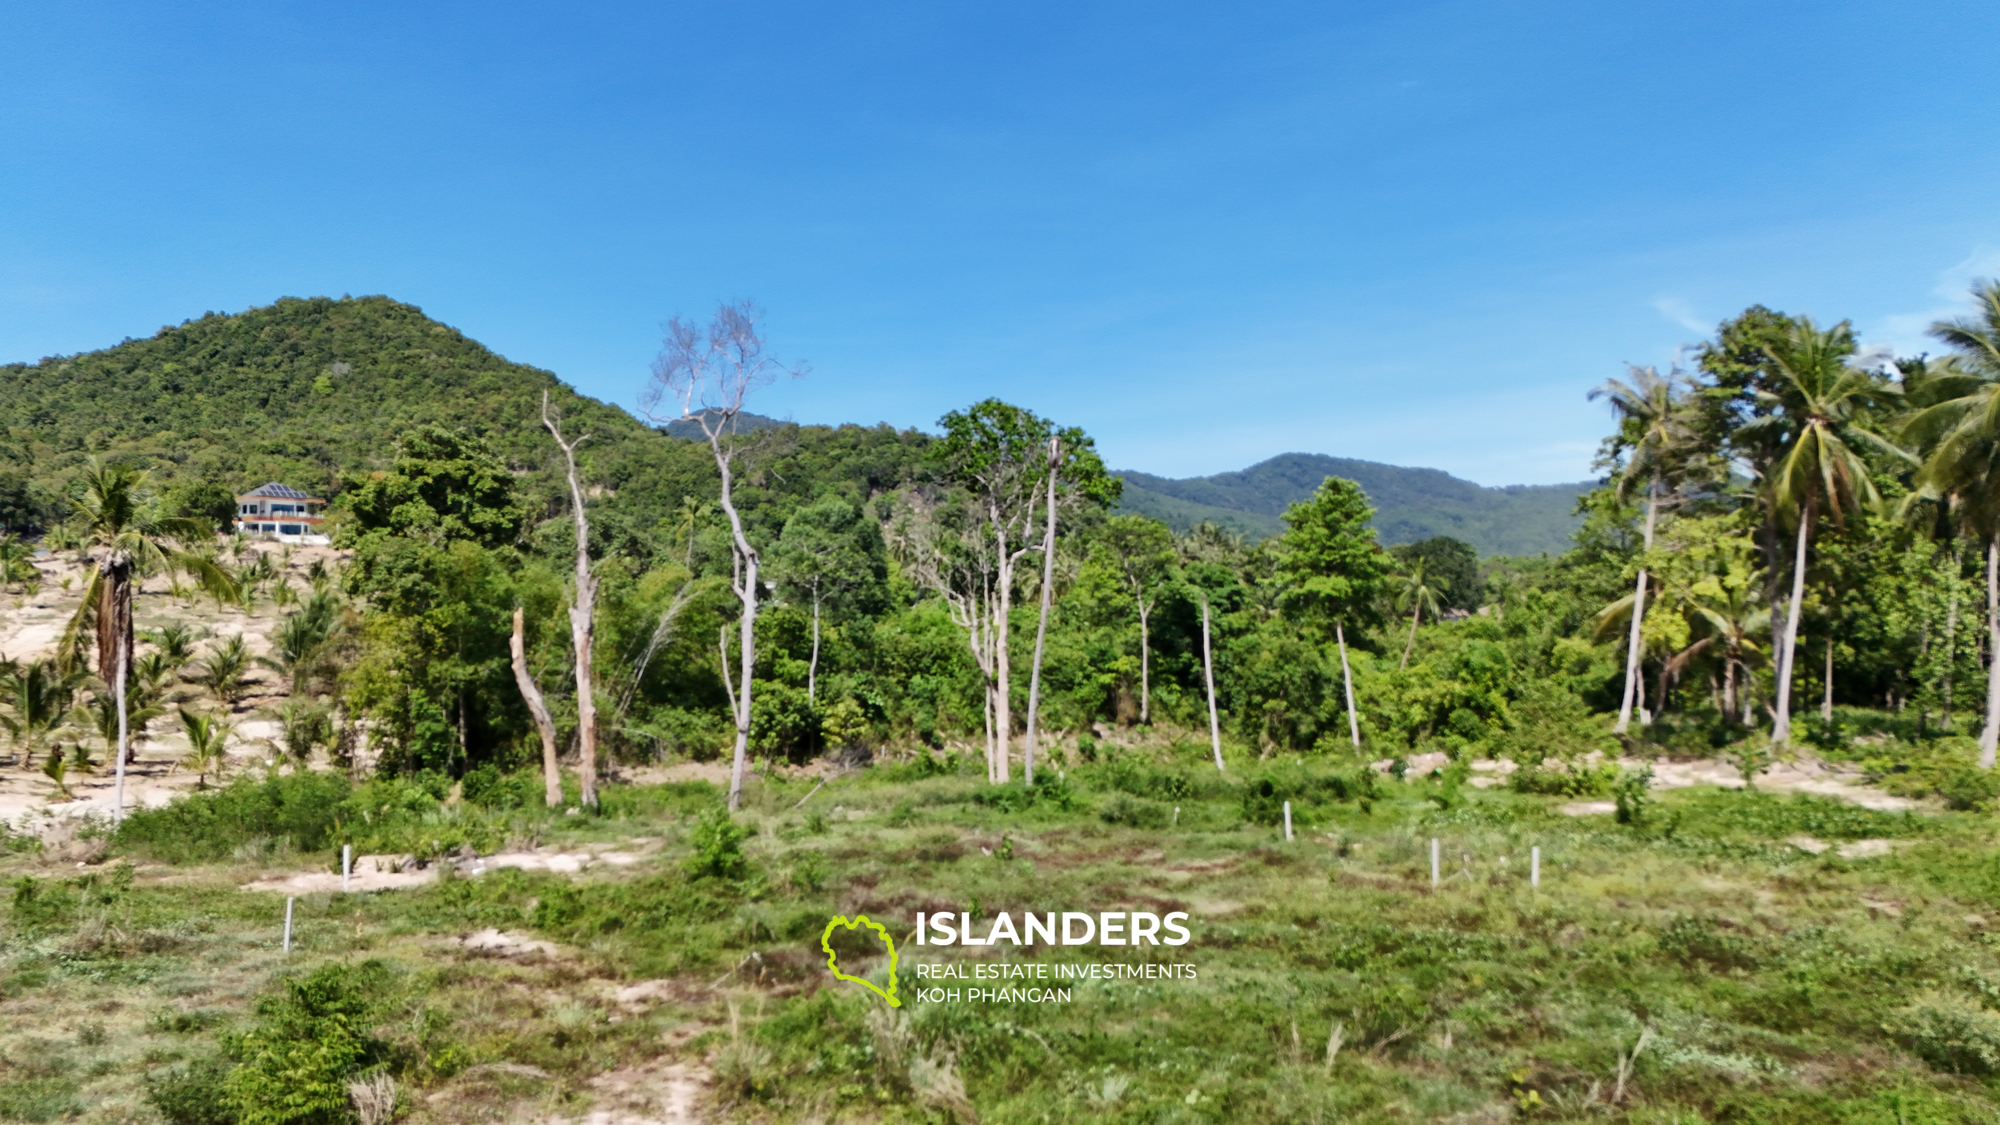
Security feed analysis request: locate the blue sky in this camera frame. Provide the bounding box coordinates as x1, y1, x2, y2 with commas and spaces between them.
4, 1, 1997, 486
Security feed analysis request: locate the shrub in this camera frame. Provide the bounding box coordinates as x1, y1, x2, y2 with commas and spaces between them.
1509, 763, 1617, 797
224, 963, 393, 1125
684, 807, 750, 881
116, 773, 352, 863
1886, 993, 2000, 1074
1099, 794, 1172, 829
147, 1058, 238, 1125
1613, 767, 1653, 825
972, 771, 1079, 814
1941, 768, 2000, 812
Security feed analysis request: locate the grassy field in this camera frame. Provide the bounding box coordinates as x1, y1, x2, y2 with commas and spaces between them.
5, 736, 2000, 1125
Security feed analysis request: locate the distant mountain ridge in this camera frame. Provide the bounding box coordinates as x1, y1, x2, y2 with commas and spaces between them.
1116, 453, 1593, 557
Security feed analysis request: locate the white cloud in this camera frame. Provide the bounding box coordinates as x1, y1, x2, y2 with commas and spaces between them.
1651, 296, 1708, 336
1874, 245, 2000, 358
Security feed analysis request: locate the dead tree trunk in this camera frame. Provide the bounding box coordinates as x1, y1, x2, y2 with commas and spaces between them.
511, 607, 563, 807
543, 392, 600, 809
1023, 436, 1060, 787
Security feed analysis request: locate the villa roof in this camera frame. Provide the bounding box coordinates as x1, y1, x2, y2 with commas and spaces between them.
237, 482, 321, 501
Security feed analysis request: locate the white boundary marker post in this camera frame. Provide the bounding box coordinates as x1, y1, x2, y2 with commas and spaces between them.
1531, 846, 1541, 889
283, 897, 295, 953
342, 845, 352, 893
1283, 801, 1294, 841
1431, 838, 1440, 888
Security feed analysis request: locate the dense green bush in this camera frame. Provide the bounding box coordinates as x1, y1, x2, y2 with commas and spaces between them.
971, 771, 1080, 814
684, 807, 750, 880
147, 1058, 237, 1125
115, 773, 352, 863
224, 963, 394, 1125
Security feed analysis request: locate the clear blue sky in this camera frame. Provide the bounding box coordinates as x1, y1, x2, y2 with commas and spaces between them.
5, 1, 1997, 485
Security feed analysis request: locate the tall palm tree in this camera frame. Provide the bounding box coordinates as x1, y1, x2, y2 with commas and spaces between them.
1904, 281, 2000, 765
59, 460, 236, 685
1388, 558, 1443, 670
1590, 366, 1703, 733
1740, 318, 1908, 745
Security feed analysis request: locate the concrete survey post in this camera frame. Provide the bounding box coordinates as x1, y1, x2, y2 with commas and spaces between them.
1431, 838, 1440, 888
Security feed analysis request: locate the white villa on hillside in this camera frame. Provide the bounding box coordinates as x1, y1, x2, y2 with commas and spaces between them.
235, 483, 330, 545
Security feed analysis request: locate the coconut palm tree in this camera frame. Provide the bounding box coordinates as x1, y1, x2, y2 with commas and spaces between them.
59, 461, 235, 686
1666, 579, 1771, 724
176, 708, 234, 789
1388, 558, 1443, 670
0, 659, 85, 769
0, 533, 36, 589
1739, 318, 1909, 746
192, 636, 252, 708
256, 592, 342, 695
1903, 281, 2000, 765
88, 686, 163, 769
1590, 366, 1708, 734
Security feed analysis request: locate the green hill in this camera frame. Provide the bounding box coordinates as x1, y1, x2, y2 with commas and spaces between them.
1, 296, 1589, 559
1117, 453, 1592, 556
0, 295, 657, 503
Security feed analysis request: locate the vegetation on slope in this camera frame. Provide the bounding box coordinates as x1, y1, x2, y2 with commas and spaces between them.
1118, 453, 1592, 555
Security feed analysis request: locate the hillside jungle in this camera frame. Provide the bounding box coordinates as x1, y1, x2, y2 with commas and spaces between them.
3, 290, 2000, 1123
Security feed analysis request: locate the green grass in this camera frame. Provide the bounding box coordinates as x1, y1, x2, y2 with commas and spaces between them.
8, 746, 2000, 1123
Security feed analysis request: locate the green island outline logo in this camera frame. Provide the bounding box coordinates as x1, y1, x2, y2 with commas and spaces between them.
820, 913, 901, 1007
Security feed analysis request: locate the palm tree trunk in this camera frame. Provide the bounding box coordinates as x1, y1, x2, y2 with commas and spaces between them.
1400, 605, 1420, 670
111, 638, 129, 823
1338, 621, 1360, 748
1616, 477, 1661, 734
1943, 545, 1962, 727
1201, 593, 1223, 772
1723, 656, 1737, 722
510, 607, 563, 808
1772, 500, 1814, 746
1981, 534, 2000, 768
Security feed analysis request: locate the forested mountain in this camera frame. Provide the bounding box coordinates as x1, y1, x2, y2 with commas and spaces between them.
1117, 453, 1591, 555
3, 297, 1588, 560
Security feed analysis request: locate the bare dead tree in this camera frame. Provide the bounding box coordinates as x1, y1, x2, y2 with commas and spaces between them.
510, 606, 563, 807
542, 391, 600, 809
643, 302, 803, 810
903, 497, 1004, 769
1023, 437, 1060, 785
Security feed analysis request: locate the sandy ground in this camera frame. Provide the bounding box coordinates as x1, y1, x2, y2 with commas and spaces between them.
1, 542, 348, 831
240, 838, 661, 894
559, 1058, 707, 1125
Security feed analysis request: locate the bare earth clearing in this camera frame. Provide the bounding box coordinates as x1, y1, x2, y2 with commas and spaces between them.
0, 542, 346, 827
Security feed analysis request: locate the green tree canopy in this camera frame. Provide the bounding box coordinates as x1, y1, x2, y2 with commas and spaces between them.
1389, 535, 1481, 611
336, 425, 528, 549
1274, 476, 1391, 636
